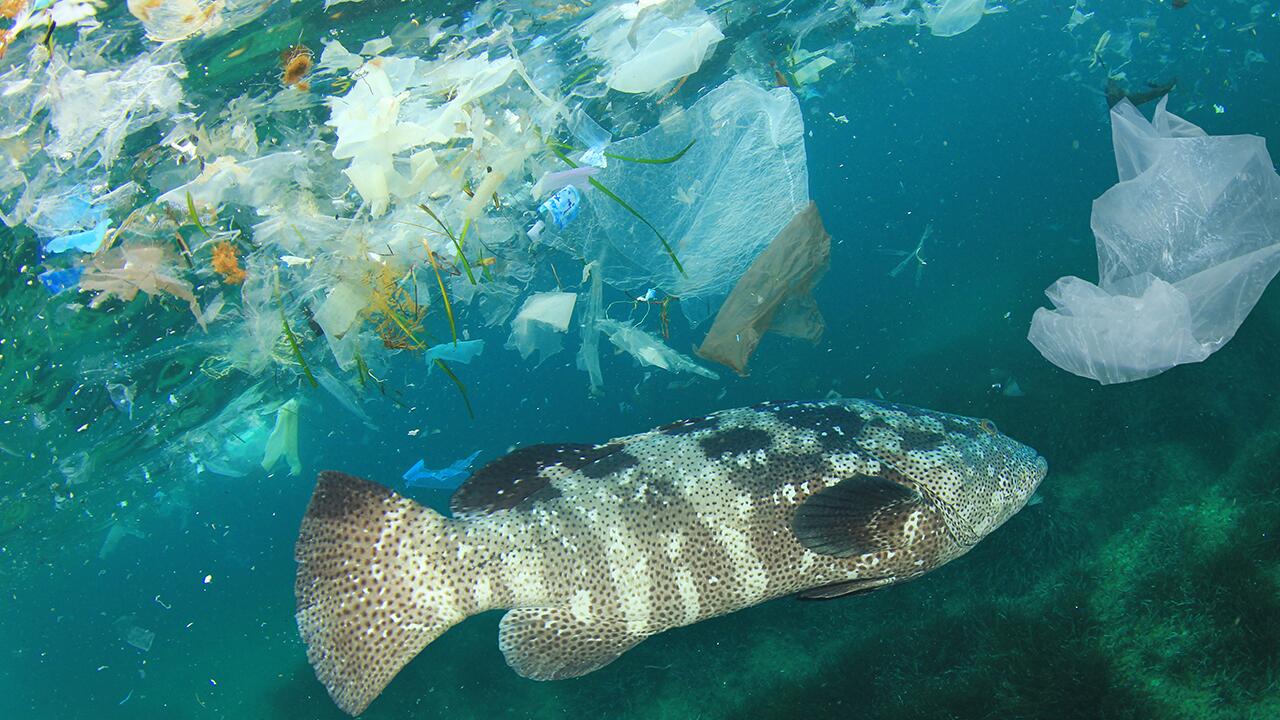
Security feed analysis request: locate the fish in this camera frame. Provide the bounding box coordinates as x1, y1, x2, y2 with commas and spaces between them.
294, 398, 1047, 715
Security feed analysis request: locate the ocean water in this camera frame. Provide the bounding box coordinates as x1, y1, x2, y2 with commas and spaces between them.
2, 1, 1279, 719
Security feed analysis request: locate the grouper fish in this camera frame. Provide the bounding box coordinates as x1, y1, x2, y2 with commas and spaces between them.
295, 398, 1047, 715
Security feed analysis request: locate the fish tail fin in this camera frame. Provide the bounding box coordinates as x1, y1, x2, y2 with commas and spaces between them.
295, 471, 474, 716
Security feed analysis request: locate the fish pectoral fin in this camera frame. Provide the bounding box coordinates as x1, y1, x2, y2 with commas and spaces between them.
796, 576, 897, 600
498, 608, 645, 681
791, 473, 927, 558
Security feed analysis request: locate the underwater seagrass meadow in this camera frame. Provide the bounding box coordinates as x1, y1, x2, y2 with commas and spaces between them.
2, 0, 1280, 717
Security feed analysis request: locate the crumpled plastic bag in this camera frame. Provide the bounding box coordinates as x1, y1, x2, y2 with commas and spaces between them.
697, 202, 830, 375
1029, 98, 1280, 384
554, 80, 808, 325
581, 0, 724, 94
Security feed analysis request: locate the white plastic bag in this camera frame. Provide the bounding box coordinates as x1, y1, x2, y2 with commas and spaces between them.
1029, 98, 1280, 384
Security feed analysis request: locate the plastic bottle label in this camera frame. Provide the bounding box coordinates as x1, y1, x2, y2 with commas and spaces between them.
538, 185, 581, 230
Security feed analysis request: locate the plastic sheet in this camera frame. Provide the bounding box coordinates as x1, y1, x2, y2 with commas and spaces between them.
1029, 99, 1280, 384
260, 398, 301, 476
506, 291, 577, 363
46, 48, 187, 168
555, 80, 808, 325
696, 202, 830, 375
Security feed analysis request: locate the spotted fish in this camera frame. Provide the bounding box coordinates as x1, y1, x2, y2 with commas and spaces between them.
295, 398, 1047, 715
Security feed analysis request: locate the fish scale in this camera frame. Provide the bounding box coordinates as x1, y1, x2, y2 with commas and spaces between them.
295, 398, 1047, 715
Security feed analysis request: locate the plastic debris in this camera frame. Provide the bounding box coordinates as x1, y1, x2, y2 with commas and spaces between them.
581, 0, 725, 94
424, 339, 485, 371
38, 266, 83, 294
402, 450, 481, 490
127, 0, 224, 43
925, 0, 988, 37
99, 519, 146, 559
107, 382, 135, 419
555, 80, 808, 324
697, 202, 830, 376
598, 319, 718, 380
46, 48, 187, 169
44, 218, 110, 254
506, 291, 577, 363
79, 245, 207, 330
125, 625, 155, 653
260, 398, 301, 476
1029, 98, 1280, 384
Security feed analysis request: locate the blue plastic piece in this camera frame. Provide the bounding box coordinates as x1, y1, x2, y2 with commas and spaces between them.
403, 450, 482, 490
538, 185, 581, 231
45, 219, 110, 254
38, 266, 83, 295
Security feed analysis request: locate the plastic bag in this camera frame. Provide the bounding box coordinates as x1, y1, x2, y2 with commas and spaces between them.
925, 0, 989, 37
581, 1, 724, 94
697, 202, 830, 375
1029, 98, 1280, 384
554, 80, 808, 325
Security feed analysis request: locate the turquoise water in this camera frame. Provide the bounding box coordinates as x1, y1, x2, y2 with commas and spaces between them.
2, 1, 1279, 718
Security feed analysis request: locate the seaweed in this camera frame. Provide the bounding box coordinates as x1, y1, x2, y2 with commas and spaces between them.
273, 271, 317, 388
423, 247, 458, 346
418, 204, 476, 285
433, 358, 473, 420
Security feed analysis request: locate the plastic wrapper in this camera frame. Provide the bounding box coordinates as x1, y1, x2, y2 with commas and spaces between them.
696, 202, 830, 375
1029, 98, 1280, 384
597, 319, 717, 379
506, 291, 577, 363
555, 80, 808, 325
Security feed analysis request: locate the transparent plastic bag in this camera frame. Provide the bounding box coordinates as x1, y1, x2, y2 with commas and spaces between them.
1029, 98, 1280, 384
554, 80, 808, 325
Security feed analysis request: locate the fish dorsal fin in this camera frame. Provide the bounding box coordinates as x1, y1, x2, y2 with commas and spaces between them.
450, 443, 621, 518
791, 473, 927, 558
498, 607, 645, 680
796, 576, 897, 600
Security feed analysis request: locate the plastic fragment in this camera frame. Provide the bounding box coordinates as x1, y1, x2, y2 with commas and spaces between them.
424, 339, 485, 371
402, 450, 481, 489
597, 319, 718, 380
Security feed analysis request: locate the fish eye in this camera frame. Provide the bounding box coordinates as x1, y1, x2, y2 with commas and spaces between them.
978, 419, 999, 435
